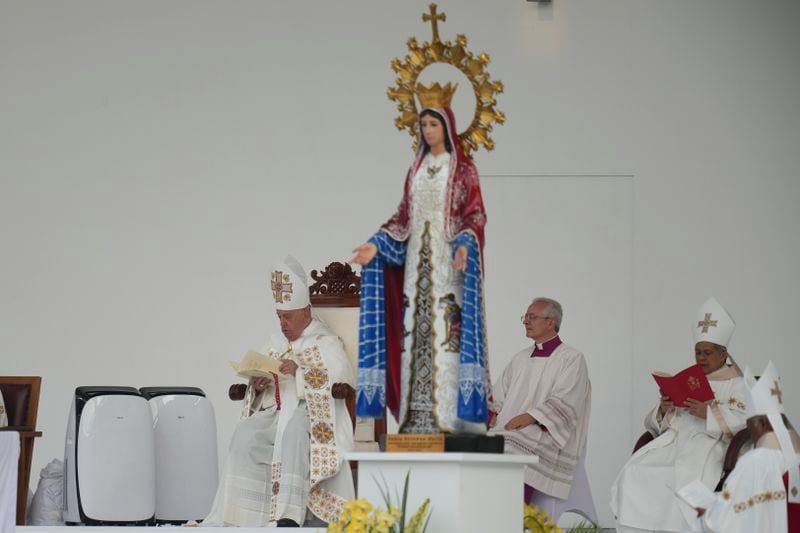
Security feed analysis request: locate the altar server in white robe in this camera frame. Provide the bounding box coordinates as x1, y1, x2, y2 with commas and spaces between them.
203, 255, 355, 527
488, 297, 592, 501
611, 297, 747, 533
684, 361, 800, 533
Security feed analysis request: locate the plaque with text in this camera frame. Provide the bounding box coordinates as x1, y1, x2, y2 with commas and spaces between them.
384, 433, 445, 452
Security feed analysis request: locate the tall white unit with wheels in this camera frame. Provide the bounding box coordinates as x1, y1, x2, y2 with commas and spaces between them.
140, 387, 218, 524
63, 386, 155, 525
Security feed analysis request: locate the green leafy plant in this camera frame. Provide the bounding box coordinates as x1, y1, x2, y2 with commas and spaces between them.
564, 520, 602, 533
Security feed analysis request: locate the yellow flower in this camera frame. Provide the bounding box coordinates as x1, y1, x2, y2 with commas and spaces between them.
366, 507, 397, 533
523, 503, 563, 533
326, 521, 344, 533
388, 504, 402, 520
374, 509, 397, 526
349, 510, 369, 527
355, 498, 373, 515
344, 523, 366, 533
343, 499, 359, 514
344, 498, 372, 517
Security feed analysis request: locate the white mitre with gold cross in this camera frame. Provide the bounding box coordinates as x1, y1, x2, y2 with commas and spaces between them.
745, 361, 785, 419
270, 254, 310, 311
744, 360, 800, 502
693, 296, 735, 347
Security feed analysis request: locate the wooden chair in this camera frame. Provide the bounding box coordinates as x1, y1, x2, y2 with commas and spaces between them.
632, 430, 655, 453
714, 428, 751, 491
0, 376, 43, 525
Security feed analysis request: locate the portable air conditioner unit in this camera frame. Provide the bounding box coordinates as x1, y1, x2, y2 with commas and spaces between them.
63, 386, 155, 525
139, 386, 218, 524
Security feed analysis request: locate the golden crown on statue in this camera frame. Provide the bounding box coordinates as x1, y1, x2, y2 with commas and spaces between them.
416, 82, 458, 109
387, 3, 505, 157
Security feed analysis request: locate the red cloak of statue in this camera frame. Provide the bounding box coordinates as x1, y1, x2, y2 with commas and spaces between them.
377, 106, 487, 419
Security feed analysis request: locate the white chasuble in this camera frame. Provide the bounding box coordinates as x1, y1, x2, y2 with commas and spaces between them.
683, 431, 800, 533
203, 318, 354, 527
488, 343, 592, 499
399, 151, 484, 434
611, 365, 746, 532
201, 408, 278, 526
267, 319, 355, 524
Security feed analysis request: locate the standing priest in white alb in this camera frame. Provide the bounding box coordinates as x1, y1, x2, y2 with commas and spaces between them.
611, 297, 747, 533
683, 361, 800, 533
203, 255, 355, 527
488, 297, 592, 505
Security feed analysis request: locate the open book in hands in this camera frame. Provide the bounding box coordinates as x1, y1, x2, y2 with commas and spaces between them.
674, 479, 717, 510
652, 364, 714, 407
229, 350, 283, 379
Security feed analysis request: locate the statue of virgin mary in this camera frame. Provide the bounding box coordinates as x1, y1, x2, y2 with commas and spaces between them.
351, 82, 490, 434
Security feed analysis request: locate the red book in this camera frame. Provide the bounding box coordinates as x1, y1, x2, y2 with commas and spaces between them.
652, 364, 714, 407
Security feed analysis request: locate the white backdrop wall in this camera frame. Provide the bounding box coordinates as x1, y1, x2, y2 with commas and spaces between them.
1, 0, 798, 527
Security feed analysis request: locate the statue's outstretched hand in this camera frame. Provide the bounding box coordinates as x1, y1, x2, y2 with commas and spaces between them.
350, 243, 378, 265
453, 245, 468, 272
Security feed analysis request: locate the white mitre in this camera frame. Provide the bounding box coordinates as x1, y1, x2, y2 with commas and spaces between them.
744, 361, 800, 502
270, 254, 310, 311
693, 297, 735, 347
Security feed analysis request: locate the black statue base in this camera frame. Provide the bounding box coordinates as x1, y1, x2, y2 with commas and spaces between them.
444, 433, 504, 453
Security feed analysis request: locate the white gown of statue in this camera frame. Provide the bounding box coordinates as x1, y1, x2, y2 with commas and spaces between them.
399, 151, 483, 434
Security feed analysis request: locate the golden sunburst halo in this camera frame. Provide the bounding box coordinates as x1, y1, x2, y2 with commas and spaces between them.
387, 3, 505, 158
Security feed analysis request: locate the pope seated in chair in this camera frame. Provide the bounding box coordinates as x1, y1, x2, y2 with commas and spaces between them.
202, 255, 354, 528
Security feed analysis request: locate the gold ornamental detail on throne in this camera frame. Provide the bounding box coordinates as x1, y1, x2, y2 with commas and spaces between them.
387, 3, 505, 158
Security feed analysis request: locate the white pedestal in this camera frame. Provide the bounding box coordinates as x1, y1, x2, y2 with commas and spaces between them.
347, 452, 538, 533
